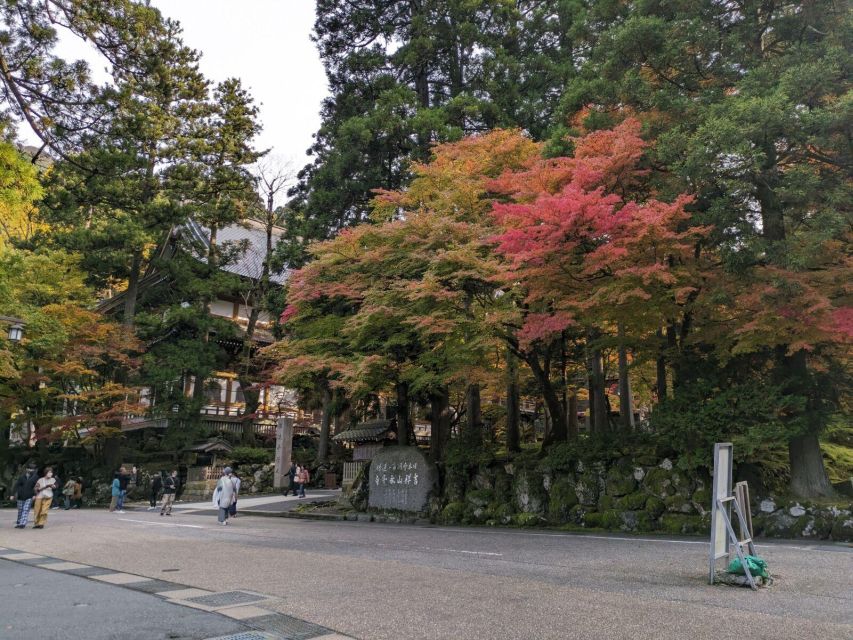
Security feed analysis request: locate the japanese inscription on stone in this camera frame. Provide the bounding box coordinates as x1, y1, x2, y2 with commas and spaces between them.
368, 447, 437, 512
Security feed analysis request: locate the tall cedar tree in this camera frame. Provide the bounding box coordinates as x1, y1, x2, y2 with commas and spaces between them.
562, 0, 852, 496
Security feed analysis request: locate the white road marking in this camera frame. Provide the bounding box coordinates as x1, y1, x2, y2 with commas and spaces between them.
118, 518, 204, 529
432, 548, 503, 556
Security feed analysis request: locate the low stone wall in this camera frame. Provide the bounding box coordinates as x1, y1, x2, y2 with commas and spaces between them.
433, 457, 853, 542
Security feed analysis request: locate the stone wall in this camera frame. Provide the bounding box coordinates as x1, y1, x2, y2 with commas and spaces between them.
433, 456, 853, 542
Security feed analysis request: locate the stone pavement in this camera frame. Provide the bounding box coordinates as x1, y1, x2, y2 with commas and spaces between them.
151, 490, 341, 515
0, 546, 354, 640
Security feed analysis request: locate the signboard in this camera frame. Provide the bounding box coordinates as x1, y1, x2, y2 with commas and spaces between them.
709, 442, 733, 582
368, 446, 437, 512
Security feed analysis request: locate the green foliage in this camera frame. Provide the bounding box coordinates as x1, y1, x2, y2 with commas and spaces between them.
229, 447, 273, 466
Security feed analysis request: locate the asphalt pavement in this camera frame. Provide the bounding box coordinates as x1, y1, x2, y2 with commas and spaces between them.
0, 560, 248, 640
1, 505, 850, 640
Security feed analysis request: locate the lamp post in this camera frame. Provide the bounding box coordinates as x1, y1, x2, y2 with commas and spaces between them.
1, 316, 25, 342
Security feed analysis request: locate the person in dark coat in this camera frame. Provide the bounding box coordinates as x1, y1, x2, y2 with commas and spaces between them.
284, 462, 298, 496
149, 473, 163, 510
9, 463, 39, 528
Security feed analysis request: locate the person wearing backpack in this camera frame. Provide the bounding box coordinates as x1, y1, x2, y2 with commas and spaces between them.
9, 462, 39, 528
31, 467, 56, 529
160, 470, 177, 516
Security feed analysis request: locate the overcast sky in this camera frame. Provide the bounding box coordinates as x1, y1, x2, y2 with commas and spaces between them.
24, 0, 328, 171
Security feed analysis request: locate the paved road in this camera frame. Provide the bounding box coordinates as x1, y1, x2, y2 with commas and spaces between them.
0, 560, 248, 640
1, 506, 851, 640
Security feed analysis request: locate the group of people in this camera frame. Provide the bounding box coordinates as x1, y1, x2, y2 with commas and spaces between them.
285, 462, 310, 498
147, 469, 180, 516
8, 464, 80, 529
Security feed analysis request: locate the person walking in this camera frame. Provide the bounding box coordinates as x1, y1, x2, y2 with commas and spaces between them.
285, 462, 298, 496
149, 472, 163, 510
9, 463, 39, 528
115, 466, 129, 513
109, 474, 121, 512
160, 470, 177, 516
212, 467, 236, 525
62, 478, 77, 510
298, 465, 310, 499
228, 473, 241, 518
50, 471, 62, 509
31, 467, 56, 529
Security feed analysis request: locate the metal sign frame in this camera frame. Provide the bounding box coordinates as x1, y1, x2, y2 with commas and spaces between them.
709, 442, 758, 590
709, 442, 733, 582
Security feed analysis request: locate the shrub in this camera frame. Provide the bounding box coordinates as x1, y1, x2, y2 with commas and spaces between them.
229, 447, 273, 466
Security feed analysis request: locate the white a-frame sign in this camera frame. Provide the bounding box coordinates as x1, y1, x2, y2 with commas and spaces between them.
709, 442, 758, 590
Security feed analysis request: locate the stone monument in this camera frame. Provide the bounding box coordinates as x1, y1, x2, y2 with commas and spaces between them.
274, 417, 293, 489
368, 446, 437, 512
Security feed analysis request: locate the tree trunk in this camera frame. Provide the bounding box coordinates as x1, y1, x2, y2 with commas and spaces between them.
506, 349, 521, 453
429, 386, 451, 462
617, 326, 634, 432
396, 381, 411, 446
239, 377, 259, 446
655, 328, 667, 403
318, 384, 332, 464
524, 351, 567, 445
123, 249, 143, 325
567, 391, 578, 438
589, 348, 608, 434
465, 383, 482, 440
789, 432, 833, 497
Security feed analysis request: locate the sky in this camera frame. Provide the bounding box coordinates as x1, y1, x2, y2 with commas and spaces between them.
23, 1, 328, 173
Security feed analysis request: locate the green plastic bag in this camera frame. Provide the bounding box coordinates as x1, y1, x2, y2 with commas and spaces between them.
727, 555, 770, 579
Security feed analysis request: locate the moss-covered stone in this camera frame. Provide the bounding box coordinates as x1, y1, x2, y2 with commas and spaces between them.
615, 491, 648, 511
574, 470, 604, 506
514, 470, 547, 514
488, 502, 515, 525
664, 494, 696, 514
620, 510, 654, 532
643, 467, 675, 498
645, 496, 666, 518
830, 514, 853, 541
465, 488, 494, 509
514, 512, 542, 527
568, 504, 587, 525
547, 477, 579, 523
659, 513, 704, 535
583, 511, 604, 528
691, 488, 711, 510
441, 501, 466, 524
605, 466, 637, 497
598, 494, 614, 511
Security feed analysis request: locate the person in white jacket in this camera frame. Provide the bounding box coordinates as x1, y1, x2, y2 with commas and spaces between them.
212, 467, 236, 525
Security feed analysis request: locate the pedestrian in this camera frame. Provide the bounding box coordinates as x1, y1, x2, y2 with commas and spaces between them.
160, 470, 177, 516
285, 462, 298, 496
72, 477, 83, 509
9, 462, 38, 529
50, 471, 62, 509
109, 473, 121, 512
229, 473, 241, 518
31, 467, 57, 529
149, 472, 163, 510
212, 467, 236, 525
62, 477, 77, 510
115, 466, 129, 513
298, 465, 310, 499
